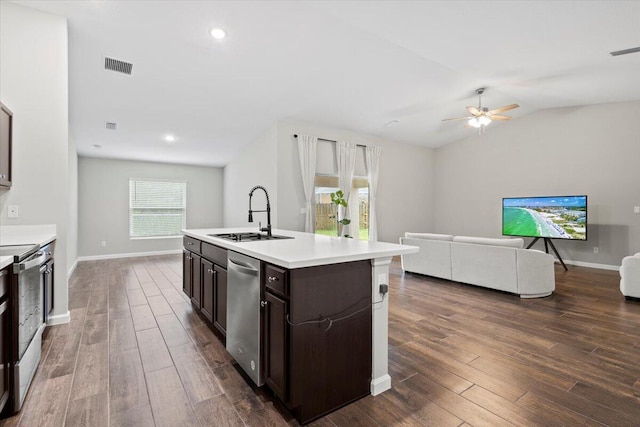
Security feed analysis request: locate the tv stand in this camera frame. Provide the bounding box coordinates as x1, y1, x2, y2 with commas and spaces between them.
526, 238, 568, 271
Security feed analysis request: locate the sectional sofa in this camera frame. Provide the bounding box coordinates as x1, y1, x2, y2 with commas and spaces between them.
399, 232, 555, 298
620, 252, 640, 299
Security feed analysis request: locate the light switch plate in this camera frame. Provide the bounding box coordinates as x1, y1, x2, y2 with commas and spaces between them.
634, 206, 640, 214
8, 205, 19, 218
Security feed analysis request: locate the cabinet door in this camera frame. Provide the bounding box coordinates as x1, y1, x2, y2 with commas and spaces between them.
264, 292, 288, 401
201, 259, 214, 323
213, 265, 227, 336
191, 254, 202, 309
182, 250, 192, 298
0, 298, 9, 413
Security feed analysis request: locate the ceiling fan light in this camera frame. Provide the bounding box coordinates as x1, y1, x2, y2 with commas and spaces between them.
478, 116, 491, 126
468, 117, 481, 128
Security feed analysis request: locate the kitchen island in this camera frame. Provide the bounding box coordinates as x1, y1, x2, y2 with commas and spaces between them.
182, 227, 418, 424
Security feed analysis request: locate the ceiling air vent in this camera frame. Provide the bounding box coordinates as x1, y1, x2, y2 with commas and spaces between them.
105, 122, 117, 130
104, 57, 133, 75
610, 47, 640, 56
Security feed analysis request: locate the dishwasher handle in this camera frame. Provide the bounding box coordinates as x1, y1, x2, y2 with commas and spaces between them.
228, 258, 259, 276
16, 252, 46, 272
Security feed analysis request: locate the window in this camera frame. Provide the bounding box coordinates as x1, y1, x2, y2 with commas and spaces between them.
314, 175, 369, 240
129, 179, 186, 238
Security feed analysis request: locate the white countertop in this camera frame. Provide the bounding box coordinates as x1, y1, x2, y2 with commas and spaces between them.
0, 224, 57, 270
183, 227, 418, 269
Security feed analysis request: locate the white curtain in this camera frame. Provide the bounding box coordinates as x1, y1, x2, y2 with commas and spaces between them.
297, 134, 318, 233
365, 145, 382, 242
336, 141, 357, 237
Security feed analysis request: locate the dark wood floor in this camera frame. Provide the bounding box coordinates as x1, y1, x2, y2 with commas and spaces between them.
1, 255, 639, 426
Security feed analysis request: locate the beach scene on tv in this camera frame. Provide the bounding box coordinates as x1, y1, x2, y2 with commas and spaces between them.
503, 196, 587, 240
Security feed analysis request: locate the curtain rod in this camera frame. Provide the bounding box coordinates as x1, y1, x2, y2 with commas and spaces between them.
293, 134, 366, 148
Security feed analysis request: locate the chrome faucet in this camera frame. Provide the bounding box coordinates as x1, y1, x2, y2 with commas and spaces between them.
248, 185, 272, 237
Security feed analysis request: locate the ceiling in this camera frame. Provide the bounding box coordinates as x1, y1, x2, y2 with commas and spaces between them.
14, 0, 640, 167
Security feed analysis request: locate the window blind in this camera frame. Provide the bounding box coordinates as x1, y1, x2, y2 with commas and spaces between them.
129, 179, 186, 238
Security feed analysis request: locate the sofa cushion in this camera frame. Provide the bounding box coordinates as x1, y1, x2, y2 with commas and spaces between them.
404, 232, 453, 241
452, 236, 524, 249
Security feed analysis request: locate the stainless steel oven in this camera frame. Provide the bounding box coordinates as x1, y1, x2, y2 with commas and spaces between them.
0, 244, 45, 413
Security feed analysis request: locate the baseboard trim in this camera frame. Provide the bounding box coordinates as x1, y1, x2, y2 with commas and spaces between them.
47, 310, 70, 326
370, 374, 391, 396
67, 258, 78, 279
555, 259, 620, 271
77, 249, 182, 262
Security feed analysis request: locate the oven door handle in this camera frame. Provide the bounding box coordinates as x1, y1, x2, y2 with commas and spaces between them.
16, 252, 46, 272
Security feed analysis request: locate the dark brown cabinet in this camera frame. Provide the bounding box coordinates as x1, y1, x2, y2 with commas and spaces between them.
263, 260, 372, 425
182, 238, 227, 337
201, 259, 214, 322
183, 236, 202, 300
183, 249, 201, 305
190, 253, 201, 309
213, 264, 227, 336
182, 250, 193, 298
0, 103, 12, 189
0, 267, 10, 413
264, 290, 288, 401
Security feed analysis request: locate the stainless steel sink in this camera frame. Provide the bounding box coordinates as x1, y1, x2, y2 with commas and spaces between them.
208, 232, 294, 242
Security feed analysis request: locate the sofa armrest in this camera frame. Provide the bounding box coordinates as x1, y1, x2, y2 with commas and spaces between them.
621, 255, 640, 298
516, 249, 555, 298
400, 237, 452, 280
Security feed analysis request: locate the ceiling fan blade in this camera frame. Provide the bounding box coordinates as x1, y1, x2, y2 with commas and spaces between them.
442, 116, 471, 122
466, 106, 480, 115
489, 115, 512, 121
488, 104, 519, 114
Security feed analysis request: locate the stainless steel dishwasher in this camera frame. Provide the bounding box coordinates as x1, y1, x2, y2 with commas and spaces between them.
226, 251, 263, 386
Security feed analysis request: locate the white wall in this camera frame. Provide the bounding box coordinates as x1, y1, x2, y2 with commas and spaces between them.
0, 2, 70, 319
78, 157, 223, 257
223, 125, 278, 227
275, 120, 435, 243
68, 134, 78, 276
433, 101, 640, 267
222, 120, 434, 243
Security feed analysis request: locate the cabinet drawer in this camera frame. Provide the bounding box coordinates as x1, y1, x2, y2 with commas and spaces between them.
202, 242, 227, 267
265, 264, 287, 297
183, 236, 201, 254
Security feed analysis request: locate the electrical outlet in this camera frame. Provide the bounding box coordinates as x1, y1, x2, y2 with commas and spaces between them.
593, 247, 599, 254
300, 207, 306, 214
634, 206, 640, 214
101, 241, 106, 247
7, 205, 19, 218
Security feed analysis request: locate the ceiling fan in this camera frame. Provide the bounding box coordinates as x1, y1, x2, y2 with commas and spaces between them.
442, 88, 519, 133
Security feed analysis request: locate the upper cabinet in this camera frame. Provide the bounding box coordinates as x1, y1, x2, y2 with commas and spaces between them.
0, 103, 12, 189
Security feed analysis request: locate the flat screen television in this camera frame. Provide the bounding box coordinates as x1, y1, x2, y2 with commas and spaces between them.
502, 195, 587, 240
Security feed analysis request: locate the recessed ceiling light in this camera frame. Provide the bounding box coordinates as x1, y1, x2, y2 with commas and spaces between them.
210, 28, 226, 40
164, 134, 176, 143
